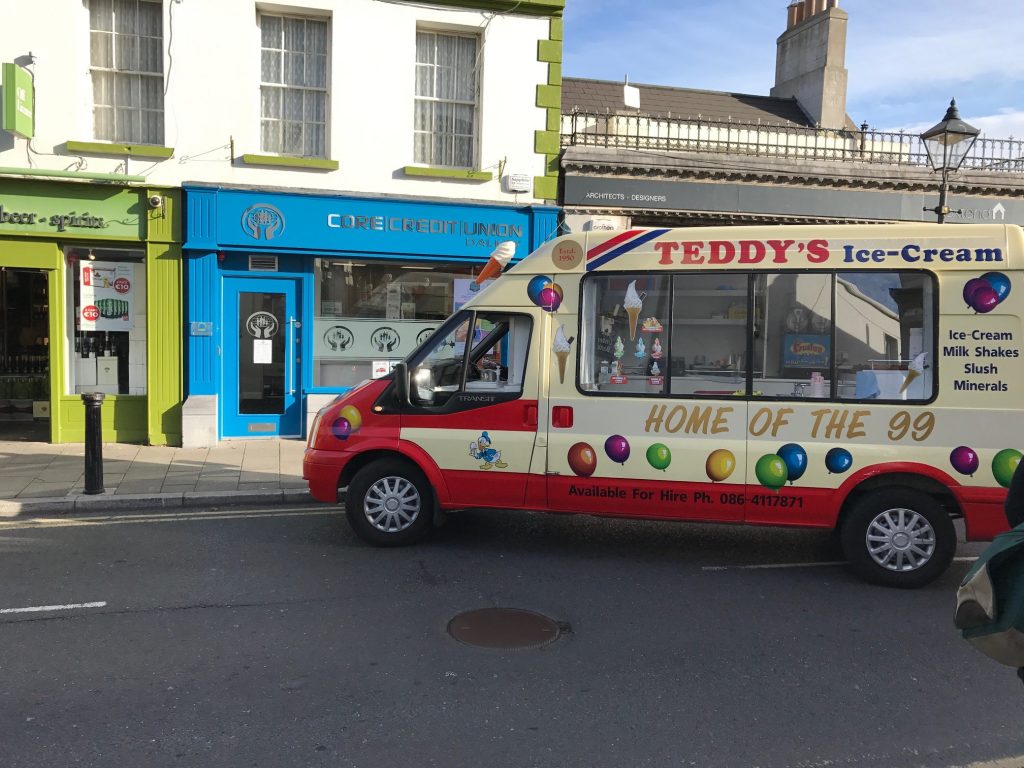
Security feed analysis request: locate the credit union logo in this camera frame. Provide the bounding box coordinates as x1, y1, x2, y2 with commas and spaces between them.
241, 204, 286, 240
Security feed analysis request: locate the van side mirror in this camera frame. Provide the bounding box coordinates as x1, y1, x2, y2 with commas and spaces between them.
393, 361, 410, 405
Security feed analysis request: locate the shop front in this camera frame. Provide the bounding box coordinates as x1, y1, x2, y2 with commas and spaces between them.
0, 178, 182, 444
181, 185, 559, 445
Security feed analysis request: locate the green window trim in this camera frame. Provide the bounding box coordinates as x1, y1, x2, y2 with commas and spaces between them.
239, 154, 339, 171
66, 140, 175, 159
403, 166, 493, 182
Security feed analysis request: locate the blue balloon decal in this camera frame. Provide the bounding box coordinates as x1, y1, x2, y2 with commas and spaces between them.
526, 275, 552, 306
777, 443, 808, 484
982, 271, 1012, 303
825, 447, 853, 475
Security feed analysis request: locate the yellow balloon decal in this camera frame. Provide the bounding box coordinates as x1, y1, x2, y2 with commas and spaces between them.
339, 405, 363, 432
705, 449, 736, 482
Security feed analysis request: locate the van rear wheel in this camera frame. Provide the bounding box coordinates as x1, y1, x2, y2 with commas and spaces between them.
840, 488, 956, 588
346, 458, 433, 547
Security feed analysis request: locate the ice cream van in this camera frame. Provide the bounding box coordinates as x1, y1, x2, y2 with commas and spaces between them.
303, 223, 1024, 588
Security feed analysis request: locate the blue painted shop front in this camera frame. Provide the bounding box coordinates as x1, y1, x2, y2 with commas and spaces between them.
182, 185, 559, 443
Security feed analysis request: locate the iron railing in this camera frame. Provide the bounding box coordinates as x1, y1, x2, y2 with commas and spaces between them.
561, 112, 1024, 173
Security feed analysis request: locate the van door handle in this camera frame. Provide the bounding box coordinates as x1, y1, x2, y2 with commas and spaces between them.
525, 404, 538, 427
552, 406, 573, 429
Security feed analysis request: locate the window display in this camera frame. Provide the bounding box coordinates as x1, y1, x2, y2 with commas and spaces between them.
65, 247, 146, 396
580, 270, 936, 402
313, 259, 477, 388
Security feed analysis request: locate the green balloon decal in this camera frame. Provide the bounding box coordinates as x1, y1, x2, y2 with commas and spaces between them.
646, 443, 671, 471
755, 454, 788, 491
992, 448, 1023, 489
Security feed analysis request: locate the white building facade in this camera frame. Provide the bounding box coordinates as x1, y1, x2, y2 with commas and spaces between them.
0, 0, 564, 445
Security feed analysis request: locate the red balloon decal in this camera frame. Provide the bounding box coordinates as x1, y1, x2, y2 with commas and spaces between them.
567, 442, 597, 477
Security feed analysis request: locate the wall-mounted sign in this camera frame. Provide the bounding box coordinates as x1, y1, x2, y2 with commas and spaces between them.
314, 318, 437, 360
2, 63, 34, 139
0, 180, 143, 239
79, 261, 135, 331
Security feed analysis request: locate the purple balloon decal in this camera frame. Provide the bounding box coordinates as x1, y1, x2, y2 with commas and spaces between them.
332, 417, 353, 441
971, 285, 1000, 314
604, 434, 631, 465
950, 445, 980, 476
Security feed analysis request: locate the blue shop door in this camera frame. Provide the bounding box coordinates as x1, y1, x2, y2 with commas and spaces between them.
223, 277, 302, 438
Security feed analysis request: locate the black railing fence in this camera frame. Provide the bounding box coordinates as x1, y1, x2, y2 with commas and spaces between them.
561, 112, 1024, 173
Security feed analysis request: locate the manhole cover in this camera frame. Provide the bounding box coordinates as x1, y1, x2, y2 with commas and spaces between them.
447, 607, 561, 649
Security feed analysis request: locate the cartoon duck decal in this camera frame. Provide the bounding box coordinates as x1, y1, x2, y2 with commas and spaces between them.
470, 431, 508, 470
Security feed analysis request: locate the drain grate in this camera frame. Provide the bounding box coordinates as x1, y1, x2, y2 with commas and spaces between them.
447, 607, 561, 649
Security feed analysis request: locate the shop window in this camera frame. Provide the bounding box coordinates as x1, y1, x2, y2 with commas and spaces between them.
671, 274, 749, 397
0, 269, 50, 436
408, 311, 531, 409
579, 274, 671, 395
64, 248, 146, 396
414, 29, 478, 168
835, 272, 935, 401
752, 273, 833, 398
259, 13, 329, 158
313, 259, 477, 388
89, 0, 164, 145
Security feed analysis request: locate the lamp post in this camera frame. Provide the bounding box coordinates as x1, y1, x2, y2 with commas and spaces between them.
920, 99, 980, 223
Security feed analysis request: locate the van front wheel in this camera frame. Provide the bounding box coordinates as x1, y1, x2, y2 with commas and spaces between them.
840, 488, 955, 588
346, 459, 433, 547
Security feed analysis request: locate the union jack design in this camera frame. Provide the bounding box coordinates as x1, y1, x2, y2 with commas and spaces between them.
586, 228, 670, 271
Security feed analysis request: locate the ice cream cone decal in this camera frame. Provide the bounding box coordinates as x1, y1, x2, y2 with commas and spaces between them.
624, 280, 643, 340
552, 324, 575, 384
900, 352, 927, 394
475, 241, 516, 285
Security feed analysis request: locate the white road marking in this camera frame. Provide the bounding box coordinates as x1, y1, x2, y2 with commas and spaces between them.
0, 507, 337, 530
703, 555, 978, 572
0, 601, 107, 615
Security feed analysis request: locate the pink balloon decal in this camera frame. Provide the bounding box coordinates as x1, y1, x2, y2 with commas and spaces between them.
949, 445, 979, 476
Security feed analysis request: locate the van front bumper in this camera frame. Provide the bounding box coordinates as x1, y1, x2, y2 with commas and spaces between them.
303, 448, 354, 503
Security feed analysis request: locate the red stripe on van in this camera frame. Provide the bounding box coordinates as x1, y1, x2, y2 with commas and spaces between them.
587, 230, 642, 261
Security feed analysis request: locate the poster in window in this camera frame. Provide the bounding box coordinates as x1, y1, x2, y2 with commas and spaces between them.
783, 334, 830, 368
79, 261, 134, 331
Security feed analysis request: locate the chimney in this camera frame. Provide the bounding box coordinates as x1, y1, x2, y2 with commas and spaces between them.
772, 0, 849, 129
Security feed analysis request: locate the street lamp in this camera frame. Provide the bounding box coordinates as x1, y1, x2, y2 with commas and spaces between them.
920, 99, 980, 223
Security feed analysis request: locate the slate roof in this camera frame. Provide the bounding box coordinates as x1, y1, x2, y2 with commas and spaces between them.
562, 77, 815, 128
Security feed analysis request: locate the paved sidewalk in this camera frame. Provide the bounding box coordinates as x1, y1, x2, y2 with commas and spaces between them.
0, 439, 313, 515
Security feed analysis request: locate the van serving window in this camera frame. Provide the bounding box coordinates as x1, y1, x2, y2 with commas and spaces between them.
580, 271, 937, 403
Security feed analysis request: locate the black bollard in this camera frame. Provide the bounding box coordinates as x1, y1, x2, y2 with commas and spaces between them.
82, 392, 105, 495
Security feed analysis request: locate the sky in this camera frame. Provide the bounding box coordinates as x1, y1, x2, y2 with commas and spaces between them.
562, 0, 1024, 138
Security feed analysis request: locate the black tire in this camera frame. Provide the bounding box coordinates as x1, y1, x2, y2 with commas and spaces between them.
345, 458, 434, 547
840, 488, 956, 588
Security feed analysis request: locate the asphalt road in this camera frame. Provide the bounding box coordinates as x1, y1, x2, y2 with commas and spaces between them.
0, 505, 1019, 768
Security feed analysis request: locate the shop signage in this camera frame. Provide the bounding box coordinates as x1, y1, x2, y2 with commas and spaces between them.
315, 318, 436, 360
0, 182, 143, 239
563, 175, 1024, 225
209, 189, 539, 259
2, 63, 34, 139
79, 261, 135, 331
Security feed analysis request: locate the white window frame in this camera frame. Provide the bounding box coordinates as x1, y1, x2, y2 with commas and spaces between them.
259, 12, 330, 159
414, 28, 480, 169
89, 0, 165, 145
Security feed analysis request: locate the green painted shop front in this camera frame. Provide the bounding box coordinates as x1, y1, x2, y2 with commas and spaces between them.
0, 178, 182, 445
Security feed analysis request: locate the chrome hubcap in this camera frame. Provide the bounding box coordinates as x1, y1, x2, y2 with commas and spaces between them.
865, 507, 936, 572
364, 476, 420, 533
